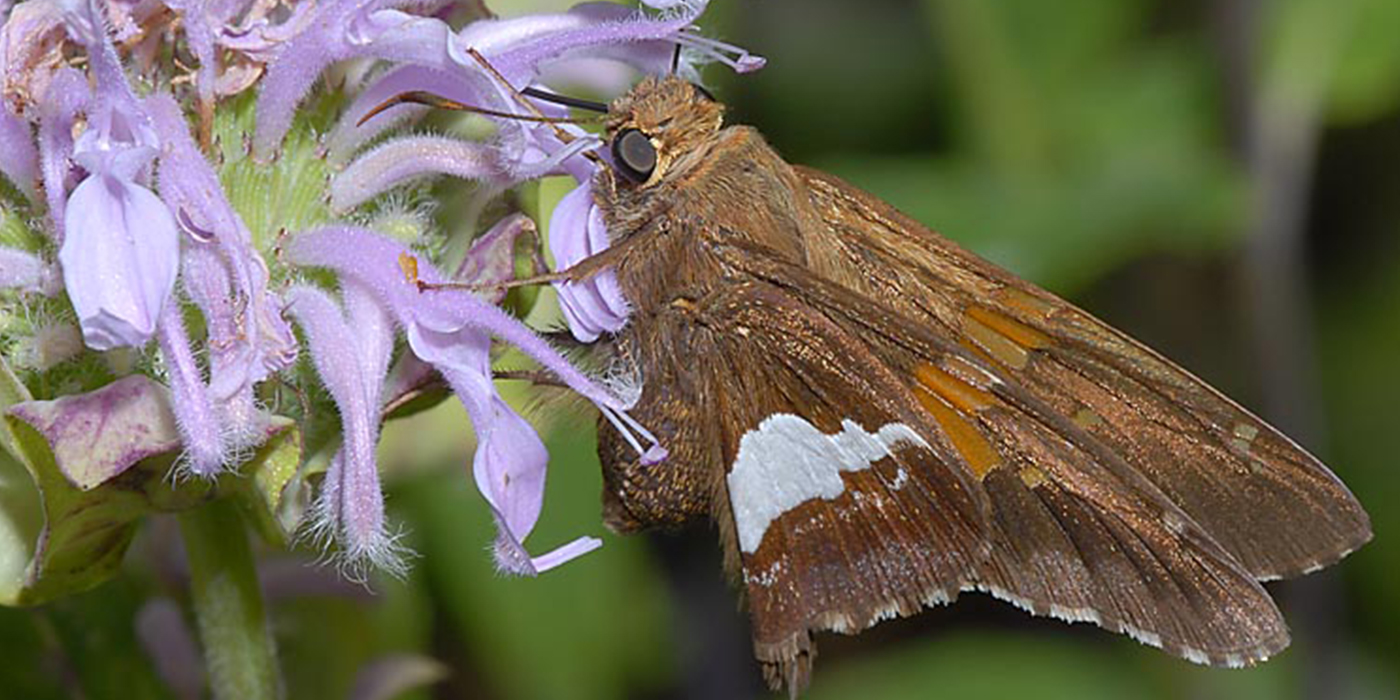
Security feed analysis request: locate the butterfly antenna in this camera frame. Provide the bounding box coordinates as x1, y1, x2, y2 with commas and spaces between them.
465, 48, 603, 164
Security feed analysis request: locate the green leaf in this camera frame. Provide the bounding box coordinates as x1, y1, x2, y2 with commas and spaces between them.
8, 375, 183, 490
0, 357, 43, 605
0, 375, 210, 606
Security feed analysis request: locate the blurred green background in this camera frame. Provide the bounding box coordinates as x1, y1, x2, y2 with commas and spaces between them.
2, 0, 1398, 698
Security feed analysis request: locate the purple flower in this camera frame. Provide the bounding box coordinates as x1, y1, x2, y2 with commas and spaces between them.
59, 88, 179, 351
288, 282, 404, 578
307, 0, 762, 345
147, 93, 297, 450
256, 0, 763, 573
549, 180, 630, 342
285, 226, 671, 574
34, 67, 87, 242
8, 0, 275, 473
0, 0, 755, 581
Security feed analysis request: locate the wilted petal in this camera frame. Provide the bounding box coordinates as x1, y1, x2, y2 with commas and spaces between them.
0, 0, 96, 116
60, 171, 180, 350
218, 0, 317, 61
161, 0, 246, 113
453, 213, 541, 306
7, 375, 182, 490
102, 0, 169, 43
330, 135, 502, 213
549, 181, 629, 342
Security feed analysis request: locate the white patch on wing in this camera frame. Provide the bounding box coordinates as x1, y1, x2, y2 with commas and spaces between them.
727, 413, 929, 553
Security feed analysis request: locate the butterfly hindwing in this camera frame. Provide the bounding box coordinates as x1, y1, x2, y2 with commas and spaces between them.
690, 278, 990, 690
709, 238, 1293, 673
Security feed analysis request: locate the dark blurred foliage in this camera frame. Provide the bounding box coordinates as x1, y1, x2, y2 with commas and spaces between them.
2, 0, 1397, 698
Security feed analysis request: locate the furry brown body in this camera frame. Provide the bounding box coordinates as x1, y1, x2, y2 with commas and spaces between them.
579, 77, 1370, 694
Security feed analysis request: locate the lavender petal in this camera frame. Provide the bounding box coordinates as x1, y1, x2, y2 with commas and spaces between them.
330, 135, 502, 213
59, 172, 180, 350
285, 226, 624, 410
549, 181, 629, 342
156, 299, 227, 476
0, 247, 57, 295
287, 284, 403, 576
0, 108, 37, 200
35, 68, 89, 243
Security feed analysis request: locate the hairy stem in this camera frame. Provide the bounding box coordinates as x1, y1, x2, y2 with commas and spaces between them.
179, 500, 282, 700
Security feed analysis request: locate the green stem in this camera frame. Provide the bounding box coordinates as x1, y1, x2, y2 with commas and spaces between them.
179, 500, 282, 700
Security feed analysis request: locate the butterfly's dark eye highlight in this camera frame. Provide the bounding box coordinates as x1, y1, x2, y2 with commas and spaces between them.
612, 128, 657, 183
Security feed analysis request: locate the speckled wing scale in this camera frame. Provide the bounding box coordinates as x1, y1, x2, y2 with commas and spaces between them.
586, 76, 1371, 696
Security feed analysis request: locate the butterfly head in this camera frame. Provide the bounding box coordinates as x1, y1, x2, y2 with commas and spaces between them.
605, 76, 725, 188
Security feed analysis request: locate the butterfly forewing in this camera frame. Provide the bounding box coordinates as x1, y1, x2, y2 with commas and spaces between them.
794, 167, 1371, 580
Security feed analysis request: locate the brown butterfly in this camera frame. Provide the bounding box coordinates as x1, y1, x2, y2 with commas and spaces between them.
376, 74, 1372, 695
571, 76, 1371, 694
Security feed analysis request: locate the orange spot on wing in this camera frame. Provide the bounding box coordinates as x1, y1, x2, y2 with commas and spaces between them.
993, 286, 1058, 320
913, 378, 1000, 480
914, 363, 995, 413
963, 306, 1052, 370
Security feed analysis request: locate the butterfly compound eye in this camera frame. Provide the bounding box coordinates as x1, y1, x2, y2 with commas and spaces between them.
612, 128, 657, 183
